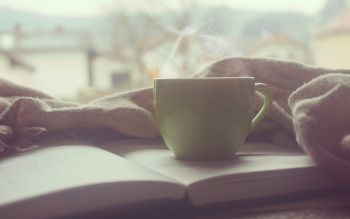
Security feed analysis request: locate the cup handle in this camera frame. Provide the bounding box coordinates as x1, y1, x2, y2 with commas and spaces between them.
251, 83, 273, 130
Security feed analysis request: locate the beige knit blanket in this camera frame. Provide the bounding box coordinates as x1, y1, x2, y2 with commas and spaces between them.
1, 57, 349, 183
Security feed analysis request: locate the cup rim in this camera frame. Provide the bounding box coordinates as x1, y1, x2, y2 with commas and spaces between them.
154, 77, 255, 81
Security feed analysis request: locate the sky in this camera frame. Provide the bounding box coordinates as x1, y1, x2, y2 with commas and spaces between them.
0, 0, 327, 17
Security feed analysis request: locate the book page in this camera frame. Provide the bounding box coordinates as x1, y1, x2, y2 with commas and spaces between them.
104, 139, 333, 206
104, 139, 311, 186
0, 144, 185, 219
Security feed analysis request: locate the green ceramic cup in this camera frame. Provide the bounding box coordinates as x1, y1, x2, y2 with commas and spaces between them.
154, 77, 272, 161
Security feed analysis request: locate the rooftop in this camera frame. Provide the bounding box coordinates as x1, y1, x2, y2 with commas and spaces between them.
317, 8, 350, 37
0, 50, 34, 72
0, 26, 93, 52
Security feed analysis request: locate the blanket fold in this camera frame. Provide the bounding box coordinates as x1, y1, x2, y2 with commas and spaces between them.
289, 73, 350, 183
0, 57, 349, 184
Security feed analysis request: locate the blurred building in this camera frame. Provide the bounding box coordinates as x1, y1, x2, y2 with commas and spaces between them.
314, 8, 350, 69
0, 25, 134, 100
246, 33, 312, 64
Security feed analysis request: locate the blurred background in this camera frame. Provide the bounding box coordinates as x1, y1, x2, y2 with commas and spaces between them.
0, 0, 348, 101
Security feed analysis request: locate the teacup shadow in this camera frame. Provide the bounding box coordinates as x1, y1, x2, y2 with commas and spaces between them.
172, 155, 247, 171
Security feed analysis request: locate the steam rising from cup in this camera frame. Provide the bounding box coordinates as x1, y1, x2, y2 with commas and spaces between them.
143, 1, 231, 78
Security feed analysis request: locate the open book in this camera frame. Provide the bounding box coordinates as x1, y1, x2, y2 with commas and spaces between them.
0, 139, 335, 219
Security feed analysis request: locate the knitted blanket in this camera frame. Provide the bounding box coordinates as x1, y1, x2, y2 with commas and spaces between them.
1, 57, 349, 184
